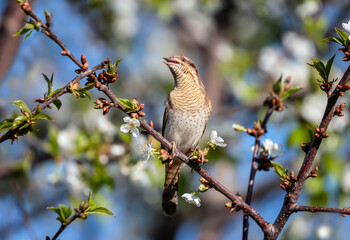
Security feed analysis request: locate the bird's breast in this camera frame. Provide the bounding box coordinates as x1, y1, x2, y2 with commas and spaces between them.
163, 107, 210, 155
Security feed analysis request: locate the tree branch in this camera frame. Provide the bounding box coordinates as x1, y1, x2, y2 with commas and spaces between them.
293, 205, 350, 215
0, 60, 108, 144
271, 64, 350, 239
95, 82, 273, 234
243, 107, 274, 240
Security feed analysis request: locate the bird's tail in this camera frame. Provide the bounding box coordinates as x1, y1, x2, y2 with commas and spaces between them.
162, 158, 183, 216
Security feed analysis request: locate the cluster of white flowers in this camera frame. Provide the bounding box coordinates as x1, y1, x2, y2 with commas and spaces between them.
251, 138, 283, 158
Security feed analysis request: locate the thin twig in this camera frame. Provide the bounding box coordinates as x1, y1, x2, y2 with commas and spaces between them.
0, 61, 108, 143
20, 3, 82, 68
293, 205, 350, 215
242, 107, 274, 240
51, 213, 79, 240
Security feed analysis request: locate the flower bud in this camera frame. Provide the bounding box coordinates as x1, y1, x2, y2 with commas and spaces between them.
81, 54, 86, 64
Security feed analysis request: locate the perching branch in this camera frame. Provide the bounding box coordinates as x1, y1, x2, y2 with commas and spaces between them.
12, 0, 273, 236
13, 1, 350, 240
95, 82, 273, 234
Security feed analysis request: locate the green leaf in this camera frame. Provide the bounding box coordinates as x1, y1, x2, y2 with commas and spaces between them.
335, 28, 349, 45
47, 206, 61, 217
0, 119, 14, 132
47, 205, 72, 223
12, 100, 31, 114
80, 83, 95, 91
118, 98, 136, 109
42, 73, 54, 95
24, 29, 34, 41
107, 58, 122, 74
34, 113, 54, 121
281, 87, 302, 100
17, 125, 32, 136
322, 36, 344, 45
76, 89, 91, 99
13, 23, 34, 37
308, 59, 327, 82
49, 88, 63, 98
272, 75, 283, 96
88, 192, 97, 210
12, 116, 28, 129
59, 204, 72, 221
271, 161, 288, 178
36, 105, 41, 114
86, 207, 115, 216
53, 99, 62, 110
325, 54, 336, 79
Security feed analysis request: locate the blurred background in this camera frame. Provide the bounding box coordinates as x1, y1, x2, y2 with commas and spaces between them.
1, 0, 350, 239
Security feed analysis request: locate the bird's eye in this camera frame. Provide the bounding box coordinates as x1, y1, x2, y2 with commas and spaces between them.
181, 58, 185, 61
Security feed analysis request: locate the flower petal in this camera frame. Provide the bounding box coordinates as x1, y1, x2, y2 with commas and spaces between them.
210, 131, 218, 141
120, 124, 130, 133
131, 128, 139, 137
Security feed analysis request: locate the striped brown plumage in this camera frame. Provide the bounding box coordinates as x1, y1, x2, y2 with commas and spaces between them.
162, 55, 211, 216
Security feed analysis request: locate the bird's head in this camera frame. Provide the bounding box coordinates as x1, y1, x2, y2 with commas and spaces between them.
163, 55, 203, 88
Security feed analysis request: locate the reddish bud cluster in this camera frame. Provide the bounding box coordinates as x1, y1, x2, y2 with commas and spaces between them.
264, 96, 284, 112
315, 127, 329, 139
21, 2, 31, 13
334, 103, 346, 117
191, 148, 209, 164
246, 121, 264, 138
337, 84, 350, 97
339, 46, 350, 61
308, 166, 318, 178
225, 195, 242, 213
280, 171, 297, 192
320, 83, 333, 93
97, 70, 118, 84
158, 149, 171, 163
95, 98, 112, 115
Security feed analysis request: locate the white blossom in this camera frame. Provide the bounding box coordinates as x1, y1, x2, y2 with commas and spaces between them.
262, 138, 283, 158
342, 20, 350, 32
210, 130, 227, 147
181, 193, 201, 207
120, 117, 140, 137
140, 141, 152, 163
250, 138, 283, 158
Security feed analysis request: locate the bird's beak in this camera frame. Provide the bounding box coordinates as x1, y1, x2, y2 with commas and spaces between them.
163, 57, 178, 66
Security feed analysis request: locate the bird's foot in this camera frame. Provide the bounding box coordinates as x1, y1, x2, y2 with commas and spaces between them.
167, 141, 176, 167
